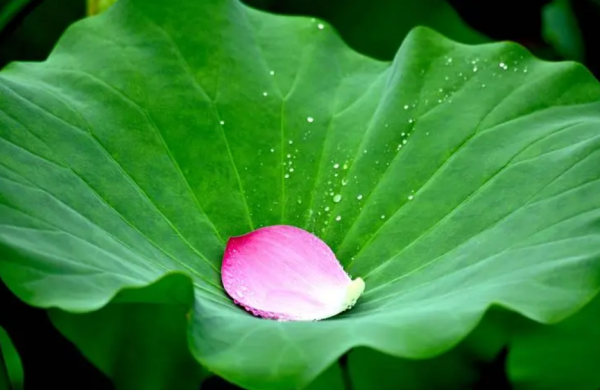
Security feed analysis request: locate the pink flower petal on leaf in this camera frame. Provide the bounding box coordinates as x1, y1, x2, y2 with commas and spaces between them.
221, 225, 365, 321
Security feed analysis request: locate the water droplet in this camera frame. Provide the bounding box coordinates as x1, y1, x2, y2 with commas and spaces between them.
263, 92, 268, 97
357, 194, 363, 200
287, 153, 291, 158
402, 139, 407, 144
408, 195, 414, 200
481, 84, 486, 88
333, 194, 342, 203
401, 132, 406, 136
270, 148, 275, 153
318, 23, 324, 30
325, 206, 330, 212
335, 215, 342, 221
333, 163, 339, 169
289, 168, 294, 172
381, 215, 385, 219
363, 149, 368, 153
473, 66, 478, 72
270, 70, 275, 76
343, 163, 348, 170
297, 199, 302, 204
285, 174, 290, 179
307, 116, 314, 123
408, 119, 414, 124
289, 140, 293, 144
403, 105, 409, 109
341, 179, 348, 186
499, 62, 508, 70
219, 120, 225, 125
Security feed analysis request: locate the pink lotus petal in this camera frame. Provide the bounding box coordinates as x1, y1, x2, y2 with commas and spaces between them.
221, 225, 365, 321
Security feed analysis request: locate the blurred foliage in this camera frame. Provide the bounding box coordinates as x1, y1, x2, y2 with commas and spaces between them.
243, 0, 488, 60
86, 0, 116, 15
0, 0, 84, 68
542, 0, 584, 61
0, 325, 24, 390
348, 309, 514, 390
508, 295, 600, 390
0, 0, 33, 32
0, 280, 113, 390
50, 274, 207, 390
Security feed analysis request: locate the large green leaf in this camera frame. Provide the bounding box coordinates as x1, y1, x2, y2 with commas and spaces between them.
1, 0, 600, 389
0, 325, 23, 390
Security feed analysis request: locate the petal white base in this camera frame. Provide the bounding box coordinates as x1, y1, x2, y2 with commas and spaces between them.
343, 277, 365, 311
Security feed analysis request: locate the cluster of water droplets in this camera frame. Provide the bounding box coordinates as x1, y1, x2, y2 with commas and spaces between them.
284, 146, 299, 179
318, 159, 353, 227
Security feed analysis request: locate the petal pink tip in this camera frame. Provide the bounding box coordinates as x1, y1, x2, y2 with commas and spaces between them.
221, 225, 365, 321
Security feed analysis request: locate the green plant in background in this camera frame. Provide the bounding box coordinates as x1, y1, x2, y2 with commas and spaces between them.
0, 326, 24, 390
0, 0, 85, 69
543, 0, 585, 61
1, 0, 600, 389
86, 0, 116, 15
